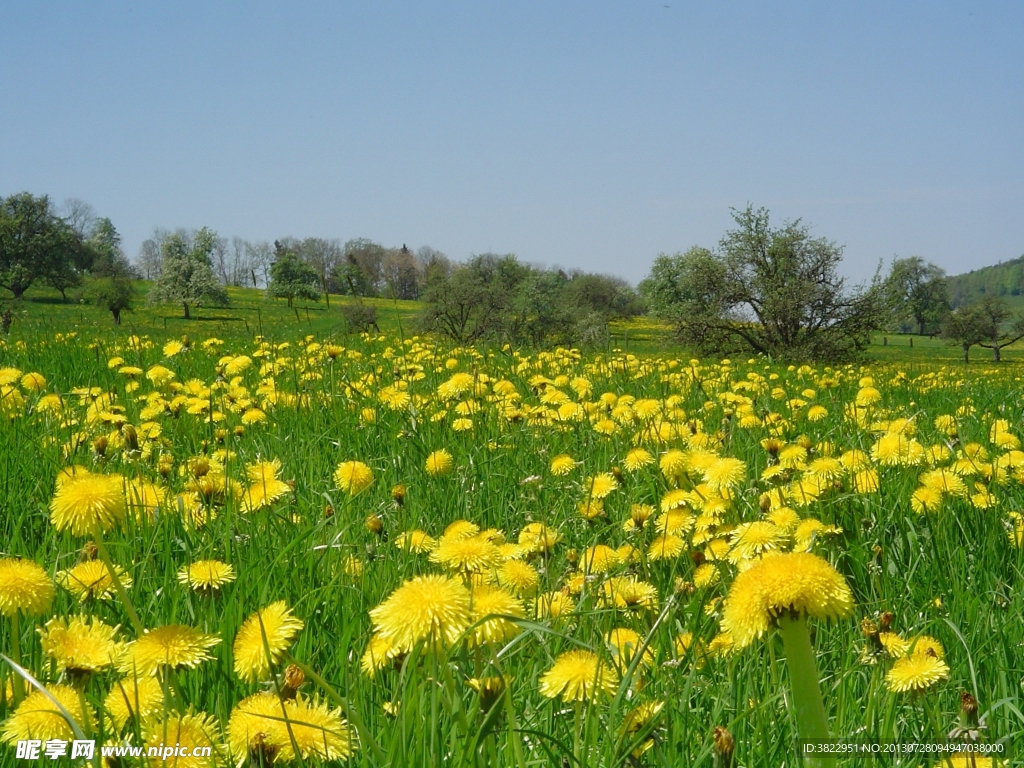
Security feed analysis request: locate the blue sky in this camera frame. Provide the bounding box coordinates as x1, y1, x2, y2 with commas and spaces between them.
2, 1, 1021, 284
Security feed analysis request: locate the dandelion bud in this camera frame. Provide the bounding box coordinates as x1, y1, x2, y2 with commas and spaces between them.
566, 548, 578, 566
690, 550, 706, 566
365, 514, 384, 536
92, 435, 108, 457
797, 435, 813, 450
611, 466, 623, 483
958, 690, 979, 731
248, 733, 278, 767
324, 505, 334, 519
121, 424, 138, 452
391, 484, 406, 506
158, 455, 173, 478
80, 541, 99, 562
860, 618, 878, 638
280, 664, 305, 700
879, 611, 894, 631
214, 428, 227, 444
712, 726, 735, 768
234, 425, 245, 437
192, 457, 211, 478
468, 675, 507, 711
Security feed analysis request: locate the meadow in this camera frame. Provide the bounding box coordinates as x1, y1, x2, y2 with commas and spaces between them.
0, 289, 1021, 767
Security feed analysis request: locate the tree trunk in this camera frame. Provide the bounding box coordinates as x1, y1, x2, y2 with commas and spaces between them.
112, 308, 121, 325
963, 344, 970, 363
183, 302, 191, 319
287, 296, 293, 308
994, 344, 1001, 362
918, 319, 925, 336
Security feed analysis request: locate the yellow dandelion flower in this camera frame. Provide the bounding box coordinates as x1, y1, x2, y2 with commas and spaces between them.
577, 498, 605, 520
143, 712, 223, 767
885, 652, 950, 693
728, 521, 785, 562
581, 544, 620, 574
694, 562, 719, 588
0, 684, 95, 744
539, 650, 619, 703
361, 633, 401, 677
659, 449, 688, 480
369, 574, 471, 653
467, 585, 524, 647
178, 560, 237, 593
20, 372, 46, 392
226, 692, 291, 765
395, 529, 436, 552
104, 675, 165, 730
703, 457, 745, 492
606, 627, 654, 670
721, 552, 854, 648
518, 522, 561, 554
233, 601, 305, 682
584, 473, 618, 500
622, 448, 654, 472
50, 473, 127, 536
118, 625, 221, 676
806, 404, 828, 421
911, 485, 944, 514
0, 558, 55, 617
281, 696, 355, 763
431, 534, 503, 573
425, 449, 455, 477
600, 576, 658, 611
334, 461, 374, 495
497, 559, 540, 597
648, 534, 686, 561
853, 469, 880, 493
38, 615, 123, 674
57, 559, 132, 602
549, 454, 575, 476
534, 591, 574, 620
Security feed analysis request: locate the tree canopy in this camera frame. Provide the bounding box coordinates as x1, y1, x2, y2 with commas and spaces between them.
266, 241, 322, 307
640, 206, 886, 361
0, 192, 86, 298
883, 256, 950, 335
148, 227, 229, 319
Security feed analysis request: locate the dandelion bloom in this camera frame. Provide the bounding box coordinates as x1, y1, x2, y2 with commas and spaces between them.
38, 615, 123, 674
599, 576, 658, 611
425, 449, 455, 477
50, 473, 127, 536
58, 560, 132, 602
143, 712, 223, 767
394, 529, 436, 553
721, 551, 854, 648
178, 560, 237, 593
361, 633, 402, 677
118, 625, 221, 676
885, 651, 950, 693
703, 457, 746, 492
549, 454, 575, 476
534, 591, 574, 620
539, 649, 619, 703
369, 574, 471, 653
334, 460, 374, 495
228, 692, 354, 765
518, 522, 561, 554
466, 585, 524, 647
430, 535, 503, 573
0, 558, 55, 617
622, 448, 654, 472
497, 559, 540, 597
233, 601, 305, 682
104, 676, 165, 730
606, 627, 655, 670
0, 684, 95, 744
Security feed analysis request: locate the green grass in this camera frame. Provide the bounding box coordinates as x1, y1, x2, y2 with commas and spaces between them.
0, 296, 1022, 767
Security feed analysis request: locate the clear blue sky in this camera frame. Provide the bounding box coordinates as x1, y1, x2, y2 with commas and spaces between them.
2, 1, 1021, 284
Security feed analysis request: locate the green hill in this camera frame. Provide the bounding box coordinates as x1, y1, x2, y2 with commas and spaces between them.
947, 253, 1024, 306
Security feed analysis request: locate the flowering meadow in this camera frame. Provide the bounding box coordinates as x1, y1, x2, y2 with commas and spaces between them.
0, 327, 1021, 766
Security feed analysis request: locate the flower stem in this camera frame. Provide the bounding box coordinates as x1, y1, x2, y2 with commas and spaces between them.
10, 611, 24, 705
90, 526, 144, 636
777, 613, 832, 766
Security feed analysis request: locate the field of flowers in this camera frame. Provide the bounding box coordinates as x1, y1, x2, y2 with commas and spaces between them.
0, 328, 1021, 766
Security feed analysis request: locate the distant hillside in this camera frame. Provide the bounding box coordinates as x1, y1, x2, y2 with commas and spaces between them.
947, 254, 1024, 307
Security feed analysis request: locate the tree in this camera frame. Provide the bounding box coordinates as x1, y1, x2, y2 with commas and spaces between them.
148, 227, 229, 319
382, 245, 421, 299
973, 297, 1024, 362
266, 241, 321, 307
0, 192, 82, 298
342, 238, 385, 296
940, 305, 990, 363
884, 256, 950, 335
640, 207, 886, 360
86, 276, 136, 324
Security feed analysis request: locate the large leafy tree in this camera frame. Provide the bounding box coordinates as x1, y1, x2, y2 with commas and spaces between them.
884, 256, 950, 335
640, 207, 886, 360
148, 227, 229, 319
0, 192, 83, 298
266, 241, 321, 307
941, 296, 1024, 363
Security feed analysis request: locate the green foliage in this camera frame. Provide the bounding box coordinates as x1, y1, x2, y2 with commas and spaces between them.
266, 242, 322, 307
0, 192, 86, 298
947, 254, 1024, 306
148, 227, 230, 319
940, 296, 1024, 362
640, 207, 887, 361
883, 256, 951, 335
83, 276, 136, 325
